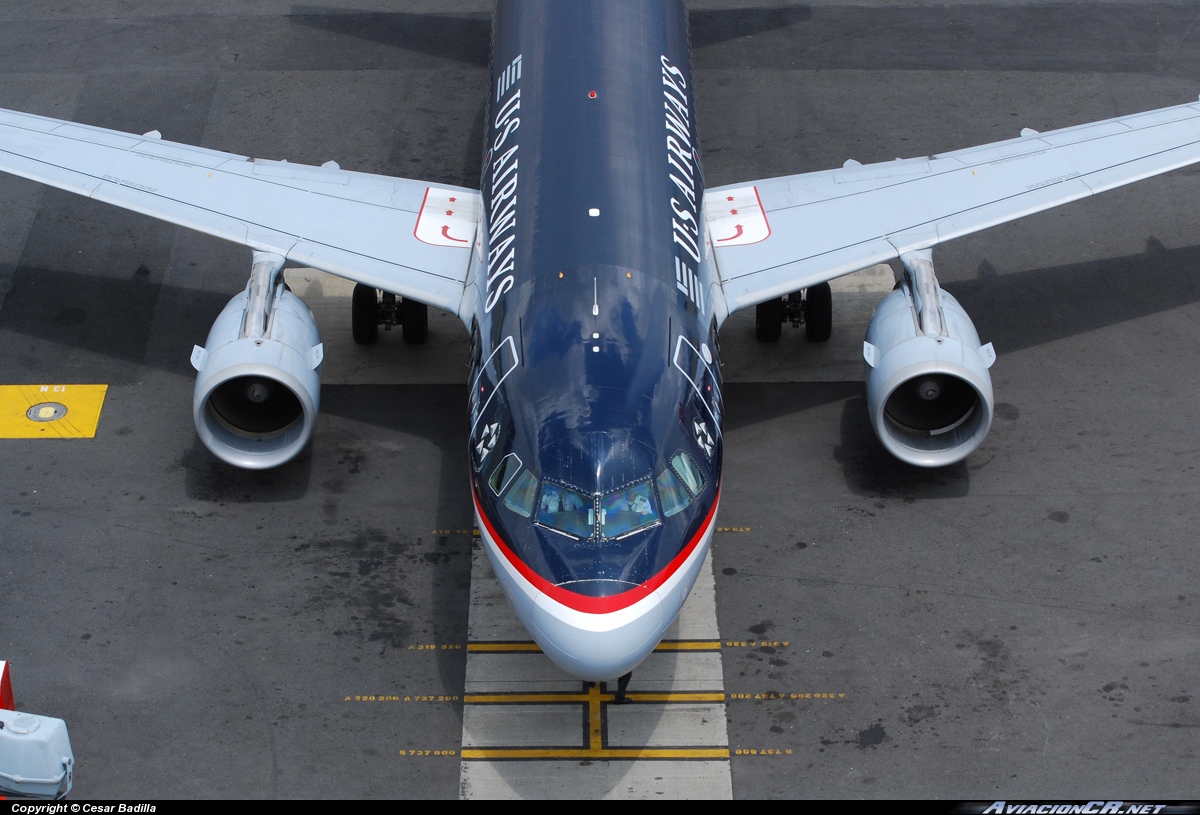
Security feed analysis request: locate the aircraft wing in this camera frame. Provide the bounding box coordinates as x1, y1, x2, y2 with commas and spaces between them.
0, 107, 479, 320
708, 99, 1200, 315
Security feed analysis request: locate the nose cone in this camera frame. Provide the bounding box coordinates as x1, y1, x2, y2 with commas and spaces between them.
477, 496, 718, 682
525, 585, 670, 681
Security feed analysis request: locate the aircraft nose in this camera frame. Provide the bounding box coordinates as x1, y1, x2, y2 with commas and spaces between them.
475, 484, 721, 682
524, 590, 669, 682
479, 527, 718, 682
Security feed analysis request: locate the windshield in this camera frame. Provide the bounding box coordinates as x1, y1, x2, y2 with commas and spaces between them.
600, 481, 660, 538
492, 454, 691, 541
537, 482, 595, 538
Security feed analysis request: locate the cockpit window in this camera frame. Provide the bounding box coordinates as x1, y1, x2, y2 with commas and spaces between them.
655, 467, 691, 518
503, 470, 539, 517
670, 451, 705, 496
489, 453, 522, 495
537, 482, 595, 538
600, 481, 660, 538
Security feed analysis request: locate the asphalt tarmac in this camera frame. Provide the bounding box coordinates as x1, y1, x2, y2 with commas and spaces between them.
1, 0, 1198, 800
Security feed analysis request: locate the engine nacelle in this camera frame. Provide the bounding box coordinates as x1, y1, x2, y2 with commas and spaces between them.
190, 284, 323, 470
863, 267, 995, 468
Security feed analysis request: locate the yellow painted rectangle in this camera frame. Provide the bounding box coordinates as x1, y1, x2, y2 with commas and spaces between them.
655, 640, 721, 652
464, 692, 726, 705
0, 385, 108, 439
467, 639, 721, 653
467, 642, 542, 653
461, 748, 730, 760
465, 693, 590, 704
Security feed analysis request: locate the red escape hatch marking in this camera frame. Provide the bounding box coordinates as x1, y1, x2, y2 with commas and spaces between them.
707, 186, 770, 246
415, 187, 480, 246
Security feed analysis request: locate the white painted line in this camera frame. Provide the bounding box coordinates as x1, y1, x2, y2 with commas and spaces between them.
460, 759, 733, 800
606, 702, 730, 747
463, 704, 585, 748
465, 653, 584, 694
609, 650, 725, 693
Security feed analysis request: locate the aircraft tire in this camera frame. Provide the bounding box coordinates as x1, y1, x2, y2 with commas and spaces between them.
805, 282, 832, 342
755, 298, 784, 342
402, 298, 428, 344
352, 283, 378, 345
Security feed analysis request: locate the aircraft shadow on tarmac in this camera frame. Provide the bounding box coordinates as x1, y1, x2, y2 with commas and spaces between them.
288, 3, 1200, 75
721, 237, 1200, 497
287, 4, 815, 66
5, 238, 1197, 379
173, 384, 473, 695
691, 3, 1200, 74
4, 238, 1200, 503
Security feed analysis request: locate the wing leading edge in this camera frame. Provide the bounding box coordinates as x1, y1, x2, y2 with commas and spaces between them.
709, 100, 1200, 317
0, 108, 479, 323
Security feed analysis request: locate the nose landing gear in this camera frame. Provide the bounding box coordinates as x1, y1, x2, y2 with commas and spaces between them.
614, 671, 633, 704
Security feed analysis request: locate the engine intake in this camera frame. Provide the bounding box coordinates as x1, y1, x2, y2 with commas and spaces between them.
190, 254, 323, 470
863, 251, 995, 467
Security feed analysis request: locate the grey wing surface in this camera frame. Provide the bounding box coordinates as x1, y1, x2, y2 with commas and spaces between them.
709, 100, 1200, 316
0, 108, 480, 322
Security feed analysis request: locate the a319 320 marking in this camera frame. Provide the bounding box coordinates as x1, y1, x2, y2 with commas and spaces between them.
724, 640, 789, 648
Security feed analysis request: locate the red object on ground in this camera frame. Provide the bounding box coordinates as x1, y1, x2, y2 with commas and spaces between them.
0, 662, 7, 800
0, 660, 13, 710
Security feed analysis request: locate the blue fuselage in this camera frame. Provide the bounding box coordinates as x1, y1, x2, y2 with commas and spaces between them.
468, 0, 724, 680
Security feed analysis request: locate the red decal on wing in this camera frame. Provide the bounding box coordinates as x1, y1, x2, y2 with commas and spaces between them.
442, 225, 468, 243
717, 224, 745, 242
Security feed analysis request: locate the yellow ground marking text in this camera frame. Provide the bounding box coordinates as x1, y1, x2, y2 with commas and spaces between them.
723, 640, 790, 648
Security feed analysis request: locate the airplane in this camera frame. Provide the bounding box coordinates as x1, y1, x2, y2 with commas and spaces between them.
3, 0, 1200, 686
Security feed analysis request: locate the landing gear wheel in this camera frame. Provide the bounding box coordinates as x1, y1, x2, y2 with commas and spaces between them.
352, 283, 378, 345
805, 282, 832, 342
755, 297, 784, 342
401, 298, 428, 345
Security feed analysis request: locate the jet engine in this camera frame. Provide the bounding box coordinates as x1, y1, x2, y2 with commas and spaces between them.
190, 253, 324, 470
862, 250, 995, 468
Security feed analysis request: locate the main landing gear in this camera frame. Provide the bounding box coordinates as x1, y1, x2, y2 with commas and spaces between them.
754, 282, 832, 343
352, 283, 428, 345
